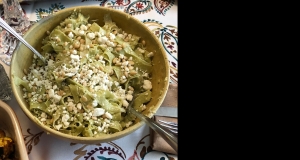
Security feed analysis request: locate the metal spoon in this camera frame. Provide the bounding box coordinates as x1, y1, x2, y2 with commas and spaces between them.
128, 96, 178, 153
0, 17, 47, 64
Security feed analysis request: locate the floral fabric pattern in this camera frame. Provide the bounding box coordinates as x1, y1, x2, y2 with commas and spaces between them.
0, 0, 178, 159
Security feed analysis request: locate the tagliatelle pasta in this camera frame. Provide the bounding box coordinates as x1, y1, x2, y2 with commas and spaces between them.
15, 11, 154, 137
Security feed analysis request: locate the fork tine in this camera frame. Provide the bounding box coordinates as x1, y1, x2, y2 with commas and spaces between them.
158, 120, 178, 134
158, 120, 178, 127
159, 123, 177, 130
169, 130, 177, 134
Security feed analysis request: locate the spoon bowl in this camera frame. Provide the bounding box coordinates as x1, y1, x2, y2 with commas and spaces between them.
0, 17, 47, 64
128, 95, 178, 152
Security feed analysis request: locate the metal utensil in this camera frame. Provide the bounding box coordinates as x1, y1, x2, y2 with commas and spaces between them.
158, 120, 178, 134
128, 98, 178, 153
0, 17, 47, 64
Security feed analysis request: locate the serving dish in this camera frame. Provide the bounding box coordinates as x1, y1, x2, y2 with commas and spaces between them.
0, 100, 29, 160
10, 6, 170, 144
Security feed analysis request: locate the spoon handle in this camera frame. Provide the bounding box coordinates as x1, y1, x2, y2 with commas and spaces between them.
0, 17, 47, 64
129, 106, 178, 153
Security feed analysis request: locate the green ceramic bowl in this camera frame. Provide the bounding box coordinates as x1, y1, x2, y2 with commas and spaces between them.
10, 6, 169, 144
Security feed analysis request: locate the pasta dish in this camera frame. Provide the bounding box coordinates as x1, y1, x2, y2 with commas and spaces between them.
15, 11, 154, 137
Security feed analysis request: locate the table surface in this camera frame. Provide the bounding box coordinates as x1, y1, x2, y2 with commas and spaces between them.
0, 0, 178, 159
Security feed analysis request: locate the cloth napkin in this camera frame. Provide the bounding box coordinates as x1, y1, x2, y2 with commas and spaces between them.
0, 63, 12, 101
150, 83, 178, 155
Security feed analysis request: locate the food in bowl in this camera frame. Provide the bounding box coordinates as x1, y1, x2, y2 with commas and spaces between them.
0, 100, 29, 160
14, 11, 155, 137
11, 6, 169, 143
0, 129, 14, 160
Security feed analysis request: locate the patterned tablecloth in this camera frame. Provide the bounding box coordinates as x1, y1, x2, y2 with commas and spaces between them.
0, 0, 178, 159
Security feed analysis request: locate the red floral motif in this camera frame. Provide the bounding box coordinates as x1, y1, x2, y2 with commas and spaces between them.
163, 33, 177, 54
154, 0, 175, 15
165, 42, 174, 50
155, 30, 160, 37
116, 0, 124, 5
100, 0, 131, 9
124, 0, 153, 15
163, 34, 171, 41
128, 150, 140, 160
136, 2, 144, 9
169, 29, 178, 36
171, 61, 177, 68
159, 0, 170, 8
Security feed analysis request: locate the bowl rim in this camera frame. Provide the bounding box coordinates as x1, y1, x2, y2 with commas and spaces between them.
0, 100, 29, 160
10, 6, 170, 143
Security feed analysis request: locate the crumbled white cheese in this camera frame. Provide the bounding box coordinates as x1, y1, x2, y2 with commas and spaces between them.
105, 112, 113, 119
93, 108, 105, 117
70, 54, 79, 61
109, 33, 116, 40
92, 100, 98, 107
52, 94, 62, 103
78, 30, 85, 36
80, 24, 87, 31
55, 124, 63, 130
122, 99, 129, 108
62, 114, 70, 122
48, 89, 55, 98
97, 36, 108, 44
87, 32, 95, 39
68, 32, 74, 38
